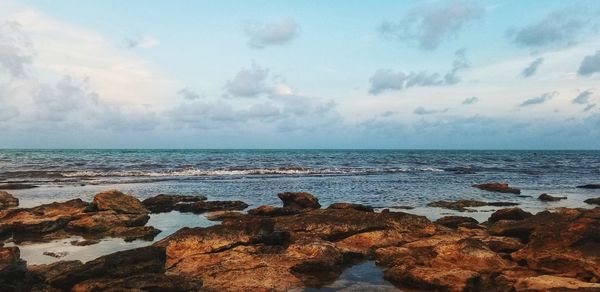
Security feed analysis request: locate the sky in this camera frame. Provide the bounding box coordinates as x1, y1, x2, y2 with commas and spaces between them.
1, 0, 600, 149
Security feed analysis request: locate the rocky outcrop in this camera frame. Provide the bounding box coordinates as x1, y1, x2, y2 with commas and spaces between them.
27, 246, 178, 291
428, 199, 518, 212
577, 184, 600, 189
434, 216, 479, 229
328, 203, 374, 212
538, 193, 567, 202
473, 182, 521, 194
92, 189, 149, 214
247, 205, 302, 216
71, 274, 203, 292
514, 275, 600, 291
0, 247, 27, 290
173, 200, 248, 214
142, 194, 207, 213
0, 183, 37, 190
278, 192, 321, 209
488, 208, 533, 223
0, 191, 18, 210
0, 192, 160, 243
584, 198, 600, 205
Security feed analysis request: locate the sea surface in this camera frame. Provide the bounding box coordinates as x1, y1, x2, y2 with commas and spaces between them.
2, 149, 600, 289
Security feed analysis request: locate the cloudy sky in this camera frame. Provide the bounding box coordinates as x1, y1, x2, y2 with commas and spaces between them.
1, 0, 600, 149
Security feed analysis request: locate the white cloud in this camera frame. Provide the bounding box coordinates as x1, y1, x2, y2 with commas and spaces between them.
244, 18, 298, 49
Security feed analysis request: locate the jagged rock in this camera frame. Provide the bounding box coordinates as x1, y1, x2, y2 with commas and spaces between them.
538, 193, 567, 202
0, 183, 37, 190
70, 239, 100, 246
510, 208, 600, 280
577, 184, 600, 189
514, 275, 600, 291
247, 205, 302, 216
142, 194, 207, 213
278, 192, 321, 209
434, 216, 479, 229
328, 203, 374, 212
0, 191, 18, 210
205, 211, 246, 221
584, 198, 600, 205
43, 251, 68, 258
92, 190, 149, 214
29, 246, 165, 290
473, 182, 521, 194
384, 266, 480, 292
0, 199, 89, 236
0, 247, 27, 290
173, 200, 248, 214
427, 200, 518, 212
488, 208, 533, 223
71, 274, 203, 292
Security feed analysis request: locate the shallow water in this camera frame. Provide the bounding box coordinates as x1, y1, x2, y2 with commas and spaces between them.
2, 150, 600, 287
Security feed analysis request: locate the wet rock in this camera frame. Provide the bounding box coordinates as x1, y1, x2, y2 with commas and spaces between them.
385, 266, 480, 292
43, 251, 68, 258
473, 182, 521, 194
173, 200, 248, 214
514, 275, 600, 291
0, 199, 89, 236
328, 203, 374, 212
278, 192, 321, 209
66, 211, 150, 233
142, 194, 207, 213
92, 189, 149, 214
205, 211, 246, 221
488, 208, 533, 223
0, 183, 37, 190
538, 193, 567, 202
428, 199, 518, 212
584, 197, 600, 205
510, 208, 600, 280
434, 216, 478, 229
70, 239, 100, 246
71, 274, 203, 292
247, 205, 302, 216
577, 184, 600, 189
0, 191, 18, 210
0, 247, 27, 290
30, 246, 165, 290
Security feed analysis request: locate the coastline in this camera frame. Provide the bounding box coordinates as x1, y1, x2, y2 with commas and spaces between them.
1, 182, 600, 291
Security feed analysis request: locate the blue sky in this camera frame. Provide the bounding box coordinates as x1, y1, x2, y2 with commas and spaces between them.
1, 0, 600, 149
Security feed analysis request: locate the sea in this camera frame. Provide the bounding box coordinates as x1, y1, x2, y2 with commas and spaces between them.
2, 149, 600, 289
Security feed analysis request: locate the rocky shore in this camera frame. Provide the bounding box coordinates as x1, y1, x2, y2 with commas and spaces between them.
1, 184, 599, 291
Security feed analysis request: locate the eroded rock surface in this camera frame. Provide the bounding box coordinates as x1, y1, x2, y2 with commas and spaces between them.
278, 192, 321, 209
473, 182, 521, 194
0, 191, 18, 210
584, 198, 600, 205
142, 194, 207, 213
428, 199, 518, 212
538, 193, 567, 202
92, 189, 149, 214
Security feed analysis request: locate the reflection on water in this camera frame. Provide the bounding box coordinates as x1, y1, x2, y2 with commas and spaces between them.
304, 261, 400, 291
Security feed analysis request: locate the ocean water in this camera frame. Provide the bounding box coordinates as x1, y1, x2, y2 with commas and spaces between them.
2, 149, 600, 273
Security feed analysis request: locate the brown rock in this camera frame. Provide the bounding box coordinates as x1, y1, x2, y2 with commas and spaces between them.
428, 199, 518, 212
71, 274, 203, 292
92, 189, 149, 214
435, 216, 479, 229
385, 266, 480, 292
514, 275, 600, 291
510, 208, 600, 280
0, 199, 89, 236
0, 191, 18, 210
0, 247, 27, 290
247, 205, 302, 216
43, 251, 68, 258
205, 211, 246, 221
538, 193, 567, 202
142, 194, 207, 213
328, 202, 374, 212
584, 197, 600, 205
278, 192, 321, 209
30, 246, 165, 290
489, 208, 533, 223
173, 200, 248, 214
473, 182, 521, 194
